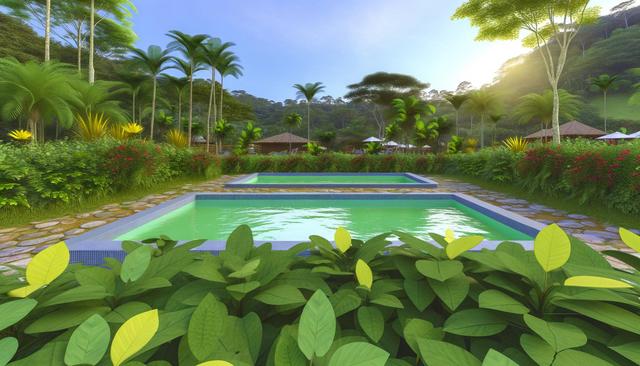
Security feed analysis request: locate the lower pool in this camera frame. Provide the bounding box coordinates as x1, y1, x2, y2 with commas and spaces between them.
225, 173, 438, 188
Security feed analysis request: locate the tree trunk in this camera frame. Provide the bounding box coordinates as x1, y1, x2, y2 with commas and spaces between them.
306, 101, 311, 143
44, 0, 51, 62
480, 114, 485, 148
455, 109, 459, 135
188, 72, 194, 148
150, 77, 157, 140
177, 93, 182, 131
603, 90, 608, 133
132, 92, 136, 122
289, 129, 292, 153
76, 23, 83, 73
551, 82, 561, 144
206, 68, 215, 152
219, 77, 224, 121
88, 0, 95, 84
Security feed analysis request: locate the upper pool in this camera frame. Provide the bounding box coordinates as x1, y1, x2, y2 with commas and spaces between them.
225, 173, 438, 188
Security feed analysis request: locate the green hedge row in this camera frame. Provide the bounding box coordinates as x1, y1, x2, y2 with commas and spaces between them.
2, 225, 640, 365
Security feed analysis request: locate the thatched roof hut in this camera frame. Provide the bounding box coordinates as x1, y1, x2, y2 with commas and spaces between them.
255, 132, 309, 153
525, 121, 605, 140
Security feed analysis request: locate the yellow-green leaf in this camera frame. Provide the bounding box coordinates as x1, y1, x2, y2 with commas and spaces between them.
355, 259, 373, 290
8, 284, 42, 298
446, 236, 484, 259
335, 227, 352, 253
565, 276, 632, 289
445, 229, 456, 244
534, 224, 570, 272
196, 362, 234, 366
110, 309, 159, 366
26, 242, 69, 286
620, 228, 640, 253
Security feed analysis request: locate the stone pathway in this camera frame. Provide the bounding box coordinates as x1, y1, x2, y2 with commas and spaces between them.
1, 175, 638, 267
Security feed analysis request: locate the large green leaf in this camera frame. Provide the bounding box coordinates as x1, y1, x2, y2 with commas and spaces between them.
429, 274, 469, 311
554, 300, 640, 335
481, 349, 518, 366
404, 278, 435, 311
553, 349, 611, 366
534, 224, 570, 272
298, 290, 336, 360
0, 299, 37, 332
104, 302, 152, 323
417, 339, 481, 366
254, 285, 306, 306
75, 267, 116, 293
520, 334, 554, 366
330, 289, 362, 317
274, 325, 307, 366
328, 342, 389, 366
120, 245, 152, 283
182, 256, 226, 282
446, 236, 484, 259
64, 314, 110, 366
40, 285, 111, 307
523, 314, 586, 352
478, 289, 529, 314
188, 293, 228, 361
357, 306, 384, 342
226, 225, 254, 260
228, 259, 261, 279
369, 294, 404, 309
25, 306, 111, 334
416, 260, 463, 281
403, 319, 443, 355
0, 337, 18, 366
394, 231, 441, 257
609, 340, 640, 364
444, 309, 507, 337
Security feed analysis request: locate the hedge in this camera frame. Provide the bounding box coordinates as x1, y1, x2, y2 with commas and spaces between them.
2, 224, 640, 365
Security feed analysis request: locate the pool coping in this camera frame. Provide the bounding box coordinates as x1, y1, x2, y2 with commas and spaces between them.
66, 192, 545, 264
224, 172, 439, 189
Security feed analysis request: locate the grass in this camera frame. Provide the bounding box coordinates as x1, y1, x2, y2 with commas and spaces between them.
438, 174, 640, 230
0, 177, 209, 229
588, 94, 640, 123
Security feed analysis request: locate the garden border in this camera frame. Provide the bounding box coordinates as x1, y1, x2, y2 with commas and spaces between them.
224, 172, 439, 188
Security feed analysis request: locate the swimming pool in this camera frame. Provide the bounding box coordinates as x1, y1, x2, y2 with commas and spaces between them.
225, 173, 438, 188
66, 193, 544, 264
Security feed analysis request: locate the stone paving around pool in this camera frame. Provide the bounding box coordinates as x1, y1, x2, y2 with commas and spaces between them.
1, 175, 638, 267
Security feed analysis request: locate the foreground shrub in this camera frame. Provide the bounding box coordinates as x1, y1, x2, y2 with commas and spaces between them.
2, 225, 640, 365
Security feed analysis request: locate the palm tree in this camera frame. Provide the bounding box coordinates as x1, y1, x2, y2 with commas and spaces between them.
217, 52, 243, 122
214, 118, 233, 154
0, 59, 79, 142
72, 80, 129, 122
167, 30, 209, 147
443, 93, 469, 135
293, 82, 325, 142
466, 90, 499, 149
235, 121, 262, 154
119, 73, 147, 122
489, 113, 504, 145
45, 0, 51, 61
161, 74, 189, 131
283, 112, 303, 152
391, 96, 436, 145
514, 89, 582, 142
199, 38, 235, 152
590, 74, 619, 133
130, 45, 171, 140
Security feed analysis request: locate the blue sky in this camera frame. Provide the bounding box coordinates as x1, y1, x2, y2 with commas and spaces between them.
131, 0, 620, 101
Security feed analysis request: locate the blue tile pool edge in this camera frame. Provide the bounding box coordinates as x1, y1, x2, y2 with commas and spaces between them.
65, 192, 545, 265
224, 172, 439, 189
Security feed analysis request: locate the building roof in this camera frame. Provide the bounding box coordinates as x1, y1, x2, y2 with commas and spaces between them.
255, 132, 309, 144
525, 121, 605, 139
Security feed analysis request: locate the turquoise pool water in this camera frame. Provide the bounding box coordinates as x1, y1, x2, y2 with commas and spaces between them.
117, 198, 532, 242
244, 174, 417, 185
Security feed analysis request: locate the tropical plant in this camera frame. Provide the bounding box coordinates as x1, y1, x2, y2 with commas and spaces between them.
130, 45, 172, 140
317, 131, 336, 150
214, 118, 234, 154
119, 72, 147, 123
391, 96, 436, 145
364, 141, 383, 155
122, 122, 143, 136
590, 74, 619, 133
443, 93, 470, 135
384, 122, 401, 141
284, 112, 303, 152
7, 129, 33, 142
447, 135, 463, 154
75, 112, 109, 141
0, 59, 79, 143
293, 82, 325, 142
463, 137, 479, 153
415, 117, 441, 148
217, 50, 243, 123
503, 136, 529, 152
167, 30, 209, 147
489, 113, 504, 144
165, 128, 188, 148
235, 121, 262, 154
72, 80, 129, 122
161, 74, 188, 131
466, 90, 499, 149
514, 89, 582, 141
108, 125, 129, 140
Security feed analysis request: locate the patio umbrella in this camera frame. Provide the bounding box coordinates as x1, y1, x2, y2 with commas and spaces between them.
362, 136, 383, 143
384, 141, 399, 147
629, 131, 640, 138
422, 144, 431, 149
596, 132, 634, 140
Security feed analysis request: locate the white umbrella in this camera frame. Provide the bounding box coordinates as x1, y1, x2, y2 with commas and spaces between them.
406, 144, 416, 148
363, 136, 383, 143
422, 144, 431, 149
596, 132, 634, 140
629, 131, 640, 138
384, 141, 399, 147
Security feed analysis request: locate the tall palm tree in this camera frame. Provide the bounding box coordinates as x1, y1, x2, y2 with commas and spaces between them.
130, 45, 171, 140
284, 112, 303, 152
466, 90, 499, 149
199, 38, 235, 152
217, 52, 243, 122
161, 74, 188, 131
214, 118, 233, 154
514, 89, 582, 142
45, 0, 51, 61
489, 113, 504, 145
590, 74, 618, 133
293, 82, 325, 143
443, 93, 469, 135
167, 30, 209, 147
119, 72, 147, 122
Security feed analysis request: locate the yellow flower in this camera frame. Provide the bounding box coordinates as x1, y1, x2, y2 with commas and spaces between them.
123, 122, 144, 135
8, 129, 32, 141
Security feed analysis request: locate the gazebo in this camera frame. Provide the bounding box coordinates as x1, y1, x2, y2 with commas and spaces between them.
254, 132, 309, 154
524, 121, 605, 140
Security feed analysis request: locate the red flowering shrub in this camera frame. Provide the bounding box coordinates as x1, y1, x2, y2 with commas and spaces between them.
103, 141, 161, 188
188, 152, 221, 178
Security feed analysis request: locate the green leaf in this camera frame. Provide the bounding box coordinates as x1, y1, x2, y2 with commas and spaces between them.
227, 225, 254, 260
554, 300, 640, 335
394, 231, 441, 257
274, 326, 307, 366
609, 340, 640, 364
357, 306, 384, 342
75, 267, 116, 293
120, 246, 152, 283
416, 260, 463, 281
228, 259, 261, 279
330, 289, 362, 317
335, 227, 352, 253
446, 236, 484, 259
25, 306, 111, 334
523, 314, 586, 352
105, 302, 152, 323
620, 227, 640, 253
478, 289, 529, 314
64, 314, 110, 366
40, 285, 111, 307
429, 274, 469, 311
520, 334, 554, 366
369, 294, 404, 309
534, 224, 570, 272
417, 339, 481, 366
404, 278, 435, 311
0, 298, 37, 332
254, 285, 306, 306
403, 319, 443, 355
182, 256, 225, 282
444, 309, 507, 337
226, 281, 260, 294
553, 349, 611, 366
481, 349, 518, 366
298, 289, 336, 360
0, 337, 18, 366
188, 293, 227, 362
328, 342, 389, 366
